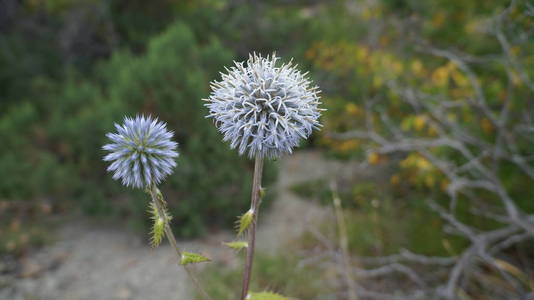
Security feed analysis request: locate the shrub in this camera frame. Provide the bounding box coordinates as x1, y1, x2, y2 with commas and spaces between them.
0, 22, 276, 237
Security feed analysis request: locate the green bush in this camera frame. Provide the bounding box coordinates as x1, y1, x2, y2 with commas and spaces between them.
0, 22, 276, 237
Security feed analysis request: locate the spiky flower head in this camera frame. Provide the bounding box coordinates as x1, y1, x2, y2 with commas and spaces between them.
205, 53, 322, 159
102, 115, 178, 189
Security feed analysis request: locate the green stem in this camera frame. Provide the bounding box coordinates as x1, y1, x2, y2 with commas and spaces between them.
149, 184, 213, 300
240, 156, 265, 300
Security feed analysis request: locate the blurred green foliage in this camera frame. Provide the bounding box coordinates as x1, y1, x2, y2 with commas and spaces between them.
199, 253, 328, 300
0, 15, 277, 240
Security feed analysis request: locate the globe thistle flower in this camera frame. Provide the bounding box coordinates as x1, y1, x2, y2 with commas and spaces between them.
205, 53, 322, 159
102, 115, 178, 189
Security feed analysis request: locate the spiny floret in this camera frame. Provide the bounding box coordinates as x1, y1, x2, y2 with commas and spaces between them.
205, 53, 322, 159
102, 115, 179, 189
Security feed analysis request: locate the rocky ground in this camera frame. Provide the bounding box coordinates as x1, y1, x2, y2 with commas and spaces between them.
0, 151, 365, 300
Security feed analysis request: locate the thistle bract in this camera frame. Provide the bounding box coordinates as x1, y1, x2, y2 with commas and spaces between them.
205, 53, 322, 159
103, 115, 178, 189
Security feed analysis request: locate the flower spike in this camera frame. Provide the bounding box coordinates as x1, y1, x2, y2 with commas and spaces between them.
205, 53, 323, 159
102, 115, 178, 189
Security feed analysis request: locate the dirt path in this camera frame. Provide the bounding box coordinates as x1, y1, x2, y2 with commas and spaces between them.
1, 151, 362, 300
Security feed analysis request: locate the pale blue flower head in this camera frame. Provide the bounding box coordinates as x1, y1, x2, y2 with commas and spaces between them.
205, 53, 322, 159
103, 115, 179, 189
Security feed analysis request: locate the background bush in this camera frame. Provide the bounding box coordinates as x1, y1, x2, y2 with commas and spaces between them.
0, 19, 276, 238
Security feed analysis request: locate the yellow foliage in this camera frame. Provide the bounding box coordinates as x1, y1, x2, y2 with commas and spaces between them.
370, 54, 382, 71
510, 46, 521, 56
401, 115, 428, 132
336, 140, 360, 152
416, 157, 432, 170
432, 66, 450, 87
304, 47, 316, 60
400, 153, 432, 171
462, 110, 474, 122
428, 125, 439, 137
345, 103, 363, 116
440, 179, 450, 192
381, 54, 393, 69
387, 90, 400, 106
318, 136, 334, 147
390, 174, 400, 185
447, 113, 457, 122
432, 12, 446, 27
464, 21, 477, 34
392, 61, 404, 75
360, 6, 381, 21
511, 71, 522, 86
445, 61, 457, 72
425, 175, 435, 188
367, 152, 382, 165
411, 60, 424, 76
373, 76, 384, 88
451, 70, 469, 88
401, 117, 413, 131
380, 35, 390, 47
356, 46, 369, 61
414, 115, 427, 131
450, 88, 470, 99
481, 118, 494, 134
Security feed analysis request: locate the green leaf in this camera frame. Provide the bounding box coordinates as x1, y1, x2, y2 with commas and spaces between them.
259, 187, 267, 198
236, 209, 254, 236
148, 202, 171, 247
180, 252, 211, 265
150, 217, 165, 247
223, 241, 248, 251
247, 292, 292, 300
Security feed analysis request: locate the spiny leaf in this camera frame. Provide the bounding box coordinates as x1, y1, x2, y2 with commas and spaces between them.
247, 292, 292, 300
236, 209, 254, 236
150, 217, 165, 247
180, 252, 211, 265
148, 202, 171, 247
223, 241, 248, 251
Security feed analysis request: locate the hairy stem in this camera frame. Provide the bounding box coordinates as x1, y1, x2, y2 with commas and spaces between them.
240, 156, 265, 300
149, 185, 213, 300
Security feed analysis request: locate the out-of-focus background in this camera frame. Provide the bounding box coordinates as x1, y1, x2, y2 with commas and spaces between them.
1, 0, 533, 299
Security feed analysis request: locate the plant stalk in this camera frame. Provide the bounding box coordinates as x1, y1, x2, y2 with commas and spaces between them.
331, 182, 358, 300
149, 185, 213, 300
240, 155, 265, 300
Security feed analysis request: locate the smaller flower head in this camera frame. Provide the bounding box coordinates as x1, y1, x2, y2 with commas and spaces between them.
205, 53, 322, 159
103, 115, 178, 189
